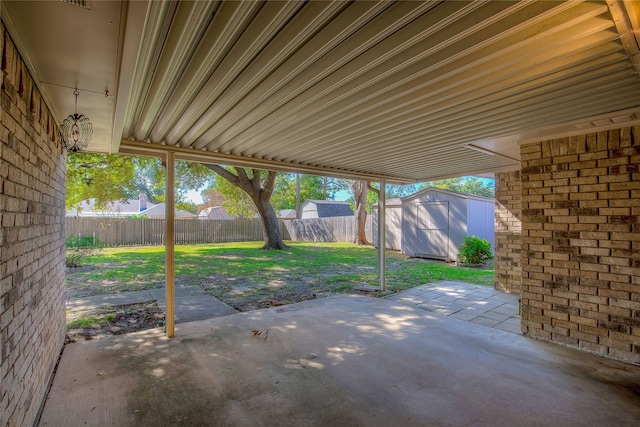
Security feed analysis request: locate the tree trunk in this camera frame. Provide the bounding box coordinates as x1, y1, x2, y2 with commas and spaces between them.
254, 197, 287, 250
204, 165, 287, 250
352, 180, 370, 245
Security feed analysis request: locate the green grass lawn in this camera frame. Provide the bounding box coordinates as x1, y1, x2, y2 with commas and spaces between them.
67, 241, 494, 310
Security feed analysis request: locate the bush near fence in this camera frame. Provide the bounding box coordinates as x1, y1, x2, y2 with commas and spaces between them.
66, 216, 373, 247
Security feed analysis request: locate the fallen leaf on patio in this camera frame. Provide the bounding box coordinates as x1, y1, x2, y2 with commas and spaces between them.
252, 329, 269, 340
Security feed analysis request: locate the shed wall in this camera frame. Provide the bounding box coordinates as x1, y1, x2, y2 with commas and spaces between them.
1, 25, 67, 426
401, 190, 469, 261
401, 202, 417, 256
467, 199, 495, 250
372, 205, 402, 250
300, 204, 319, 219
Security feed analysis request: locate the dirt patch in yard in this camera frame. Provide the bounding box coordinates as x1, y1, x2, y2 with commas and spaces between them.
64, 275, 380, 342
66, 302, 165, 343
64, 247, 494, 342
195, 273, 381, 312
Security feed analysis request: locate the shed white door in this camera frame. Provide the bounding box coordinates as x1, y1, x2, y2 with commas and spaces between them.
416, 202, 449, 259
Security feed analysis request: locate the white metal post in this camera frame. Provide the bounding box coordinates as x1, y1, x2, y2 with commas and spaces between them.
378, 179, 386, 291
165, 151, 175, 338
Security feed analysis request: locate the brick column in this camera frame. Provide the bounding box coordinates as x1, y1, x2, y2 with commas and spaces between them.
520, 127, 640, 364
494, 171, 522, 293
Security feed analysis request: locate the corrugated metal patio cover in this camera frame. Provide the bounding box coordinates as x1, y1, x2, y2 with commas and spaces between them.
4, 1, 640, 181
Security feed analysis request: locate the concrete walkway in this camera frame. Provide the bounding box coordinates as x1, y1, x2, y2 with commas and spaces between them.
66, 285, 237, 323
40, 295, 640, 426
67, 281, 520, 331
387, 281, 521, 334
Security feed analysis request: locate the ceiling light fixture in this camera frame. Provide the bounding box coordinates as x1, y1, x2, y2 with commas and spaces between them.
60, 89, 93, 152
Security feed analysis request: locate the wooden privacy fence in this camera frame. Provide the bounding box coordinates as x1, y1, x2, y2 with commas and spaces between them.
66, 216, 372, 246
67, 217, 266, 246
282, 216, 372, 243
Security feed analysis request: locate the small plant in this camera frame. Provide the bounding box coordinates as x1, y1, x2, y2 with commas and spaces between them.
66, 234, 103, 248
457, 236, 493, 265
66, 234, 103, 268
65, 247, 97, 268
66, 312, 115, 329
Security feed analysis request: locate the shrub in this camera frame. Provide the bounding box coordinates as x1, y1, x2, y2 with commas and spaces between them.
66, 235, 102, 268
66, 247, 98, 268
66, 234, 103, 248
457, 236, 493, 265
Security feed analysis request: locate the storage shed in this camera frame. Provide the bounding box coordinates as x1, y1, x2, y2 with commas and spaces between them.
372, 199, 402, 250
400, 188, 494, 261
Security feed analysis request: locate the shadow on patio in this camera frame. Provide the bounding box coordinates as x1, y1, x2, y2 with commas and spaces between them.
39, 295, 640, 426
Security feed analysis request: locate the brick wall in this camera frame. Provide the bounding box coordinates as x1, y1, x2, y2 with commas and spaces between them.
520, 127, 640, 364
1, 24, 67, 425
494, 171, 522, 293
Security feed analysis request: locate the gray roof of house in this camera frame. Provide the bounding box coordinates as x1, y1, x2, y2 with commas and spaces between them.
304, 200, 354, 217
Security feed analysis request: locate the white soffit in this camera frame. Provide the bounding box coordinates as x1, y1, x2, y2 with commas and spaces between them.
2, 0, 123, 153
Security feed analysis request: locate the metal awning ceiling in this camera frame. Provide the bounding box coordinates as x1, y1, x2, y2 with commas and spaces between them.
3, 1, 640, 182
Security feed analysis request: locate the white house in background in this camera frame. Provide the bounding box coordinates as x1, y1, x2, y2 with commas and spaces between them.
198, 206, 233, 220
137, 203, 196, 219
66, 194, 196, 219
300, 200, 354, 219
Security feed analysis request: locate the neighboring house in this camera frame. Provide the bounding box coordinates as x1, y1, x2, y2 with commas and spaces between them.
138, 203, 196, 219
67, 195, 196, 219
300, 200, 354, 219
198, 206, 233, 220
66, 197, 146, 217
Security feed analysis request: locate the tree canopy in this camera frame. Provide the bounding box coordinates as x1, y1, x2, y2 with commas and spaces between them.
338, 181, 418, 213
66, 153, 137, 209
209, 172, 258, 218
271, 174, 333, 211
204, 166, 286, 249
418, 176, 495, 198
66, 153, 213, 213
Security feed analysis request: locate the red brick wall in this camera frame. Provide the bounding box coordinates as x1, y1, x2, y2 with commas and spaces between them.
520, 127, 640, 363
494, 171, 522, 293
1, 24, 67, 425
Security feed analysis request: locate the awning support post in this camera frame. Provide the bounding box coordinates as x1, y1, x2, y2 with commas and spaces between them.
165, 151, 175, 338
378, 179, 386, 291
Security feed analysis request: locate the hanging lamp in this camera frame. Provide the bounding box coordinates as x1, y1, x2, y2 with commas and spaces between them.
60, 89, 93, 152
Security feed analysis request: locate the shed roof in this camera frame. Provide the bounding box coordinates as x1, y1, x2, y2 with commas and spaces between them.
302, 200, 354, 218
372, 198, 402, 210
278, 209, 298, 219
401, 187, 495, 203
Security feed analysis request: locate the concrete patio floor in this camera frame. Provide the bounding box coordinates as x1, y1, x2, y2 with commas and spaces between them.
387, 281, 521, 334
39, 295, 640, 426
